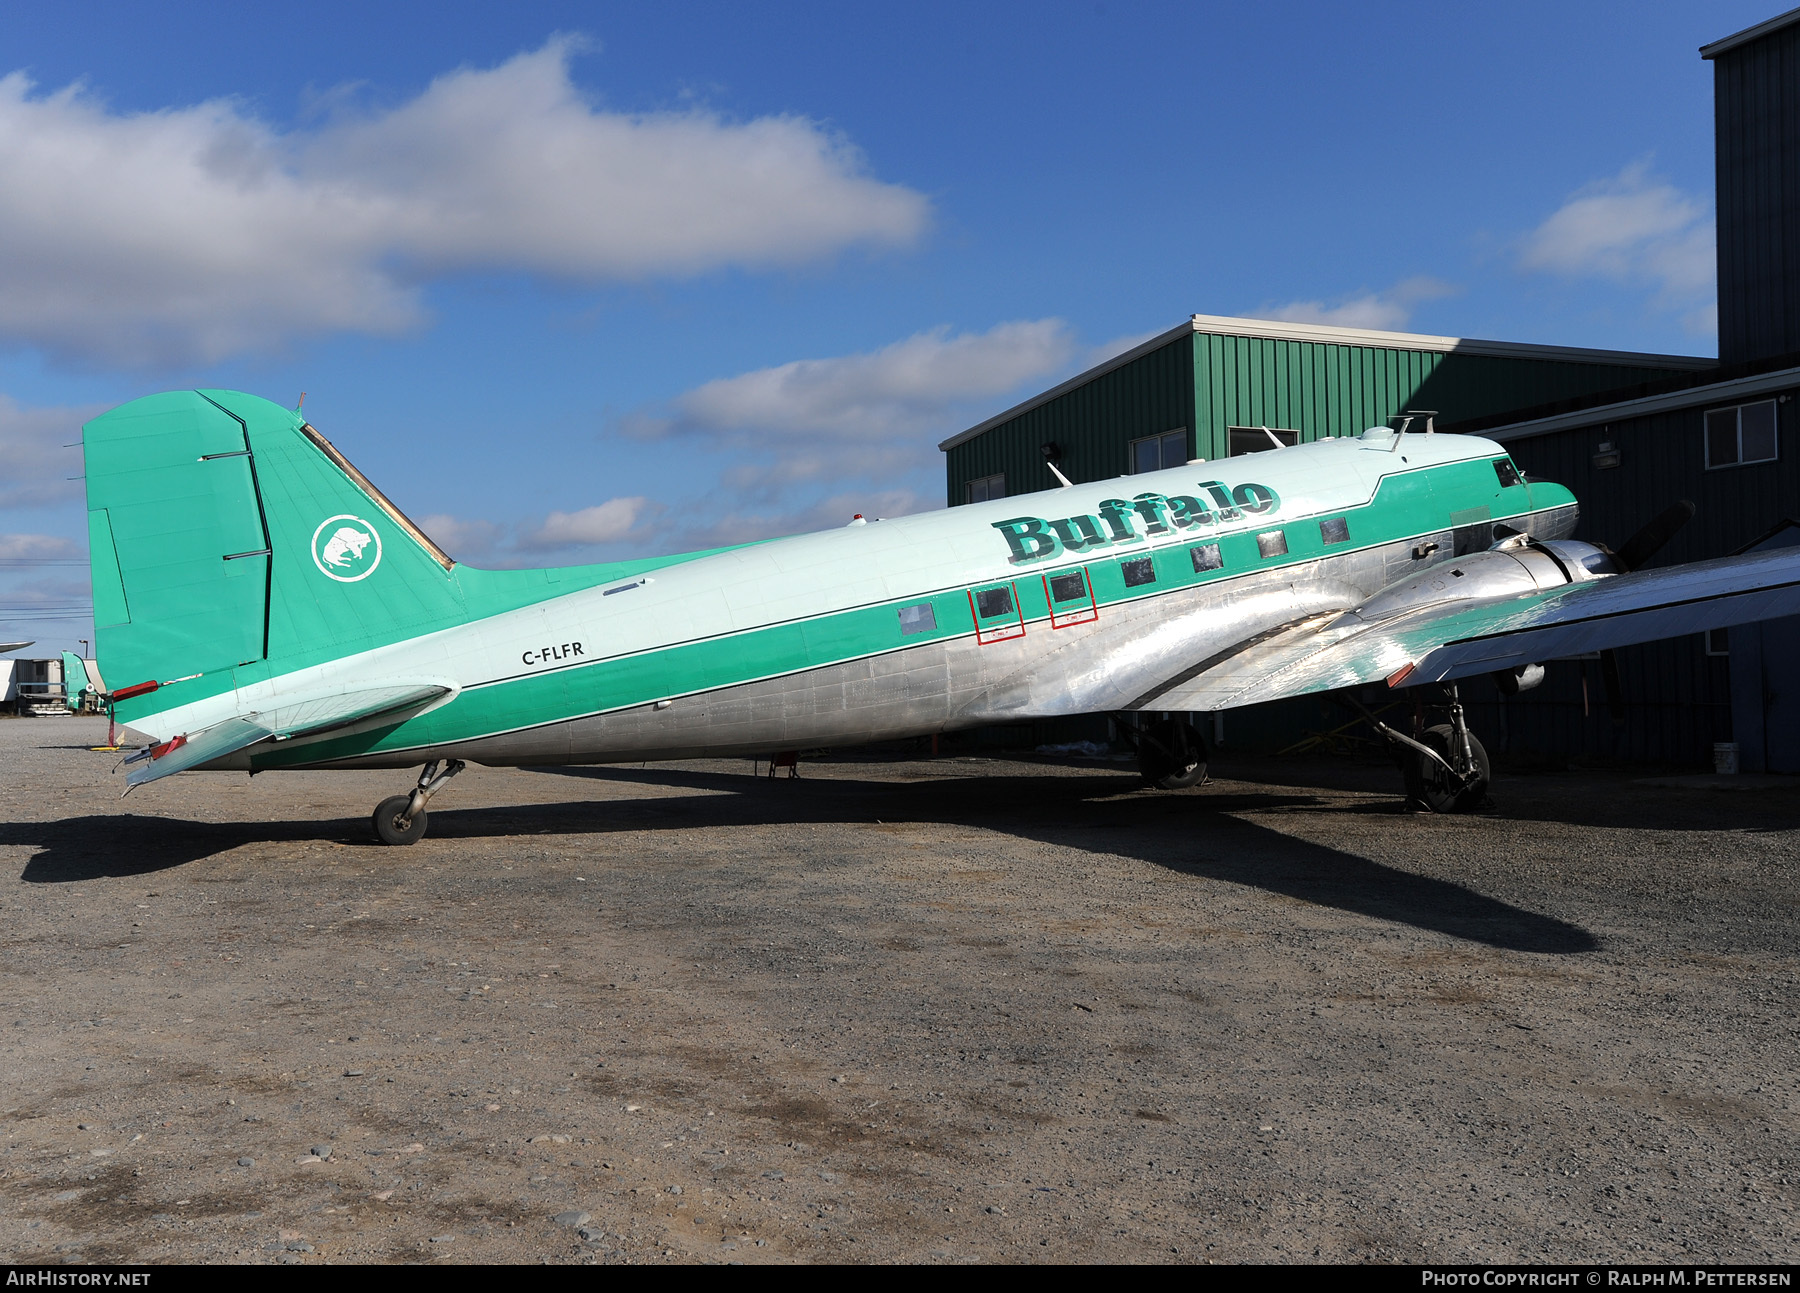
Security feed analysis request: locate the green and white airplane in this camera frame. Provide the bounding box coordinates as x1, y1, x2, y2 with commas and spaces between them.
83, 390, 1800, 841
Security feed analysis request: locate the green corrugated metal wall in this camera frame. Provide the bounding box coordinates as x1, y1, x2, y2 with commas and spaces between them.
945, 326, 1706, 506
946, 335, 1195, 503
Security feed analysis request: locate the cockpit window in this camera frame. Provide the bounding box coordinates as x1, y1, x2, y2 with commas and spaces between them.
1493, 458, 1522, 489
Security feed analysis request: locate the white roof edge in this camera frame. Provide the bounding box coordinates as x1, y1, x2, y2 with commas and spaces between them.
1487, 365, 1800, 443
1701, 6, 1800, 59
938, 314, 1715, 452
1185, 313, 1715, 367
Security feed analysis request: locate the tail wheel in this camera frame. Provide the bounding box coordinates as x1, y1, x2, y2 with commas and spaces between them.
1404, 724, 1490, 813
1138, 719, 1207, 790
372, 794, 428, 845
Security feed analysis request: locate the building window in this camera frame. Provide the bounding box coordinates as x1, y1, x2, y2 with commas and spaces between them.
1257, 530, 1288, 559
1130, 429, 1189, 474
1120, 557, 1156, 587
1228, 426, 1299, 456
1705, 400, 1778, 469
1319, 517, 1350, 545
1706, 627, 1729, 657
966, 473, 1006, 503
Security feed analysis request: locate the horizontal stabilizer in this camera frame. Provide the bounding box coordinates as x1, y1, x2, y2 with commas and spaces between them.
125, 716, 271, 791
122, 680, 455, 792
256, 681, 452, 738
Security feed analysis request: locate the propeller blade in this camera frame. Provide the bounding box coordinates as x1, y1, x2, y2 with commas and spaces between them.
1600, 648, 1626, 727
1614, 500, 1695, 572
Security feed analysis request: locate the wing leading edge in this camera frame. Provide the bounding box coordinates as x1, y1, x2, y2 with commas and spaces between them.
1144, 546, 1800, 712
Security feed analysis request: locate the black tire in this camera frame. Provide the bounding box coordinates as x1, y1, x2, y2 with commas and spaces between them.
1138, 719, 1208, 790
1403, 724, 1490, 813
372, 794, 428, 845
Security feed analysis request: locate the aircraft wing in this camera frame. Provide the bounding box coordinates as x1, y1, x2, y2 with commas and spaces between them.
1142, 546, 1800, 712
123, 680, 454, 792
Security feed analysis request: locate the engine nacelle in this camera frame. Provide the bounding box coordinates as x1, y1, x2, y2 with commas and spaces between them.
1352, 533, 1615, 625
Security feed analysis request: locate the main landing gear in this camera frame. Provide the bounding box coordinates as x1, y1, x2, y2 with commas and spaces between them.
1343, 684, 1490, 813
1113, 714, 1208, 790
372, 759, 465, 845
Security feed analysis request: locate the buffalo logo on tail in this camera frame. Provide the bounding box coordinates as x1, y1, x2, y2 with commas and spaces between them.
310, 514, 383, 582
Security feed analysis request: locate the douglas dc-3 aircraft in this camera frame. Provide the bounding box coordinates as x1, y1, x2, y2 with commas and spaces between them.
84, 390, 1800, 842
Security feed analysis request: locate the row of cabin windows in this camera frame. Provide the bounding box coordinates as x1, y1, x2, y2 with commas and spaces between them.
903, 516, 1353, 634
964, 425, 1307, 500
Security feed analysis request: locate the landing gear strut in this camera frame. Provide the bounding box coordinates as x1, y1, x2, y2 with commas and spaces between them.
1343, 686, 1490, 813
372, 759, 465, 845
1113, 713, 1208, 790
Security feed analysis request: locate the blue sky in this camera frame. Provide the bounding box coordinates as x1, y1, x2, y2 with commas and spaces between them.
0, 0, 1777, 655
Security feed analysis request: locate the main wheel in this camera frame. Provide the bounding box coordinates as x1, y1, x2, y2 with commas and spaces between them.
1138, 718, 1207, 790
1403, 724, 1490, 813
372, 794, 428, 845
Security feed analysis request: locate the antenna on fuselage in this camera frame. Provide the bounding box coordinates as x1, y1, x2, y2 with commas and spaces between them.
1388, 409, 1437, 453
1041, 440, 1074, 489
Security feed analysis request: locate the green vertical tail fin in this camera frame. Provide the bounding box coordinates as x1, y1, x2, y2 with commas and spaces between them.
85, 389, 469, 721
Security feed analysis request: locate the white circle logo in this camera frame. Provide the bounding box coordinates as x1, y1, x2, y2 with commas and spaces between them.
311, 514, 383, 582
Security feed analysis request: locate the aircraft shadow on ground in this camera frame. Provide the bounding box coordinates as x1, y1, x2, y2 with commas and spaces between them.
9, 764, 1595, 954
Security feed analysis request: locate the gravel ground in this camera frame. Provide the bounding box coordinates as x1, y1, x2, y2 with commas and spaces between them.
2, 715, 1798, 1265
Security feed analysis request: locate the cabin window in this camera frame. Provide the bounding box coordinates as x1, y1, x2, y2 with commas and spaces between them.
898, 603, 937, 636
1189, 543, 1223, 573
1705, 400, 1778, 468
1493, 458, 1522, 488
1257, 530, 1288, 558
969, 581, 1027, 644
966, 472, 1006, 503
1228, 426, 1299, 456
1120, 557, 1156, 587
1130, 429, 1189, 474
1042, 566, 1099, 628
1319, 517, 1350, 545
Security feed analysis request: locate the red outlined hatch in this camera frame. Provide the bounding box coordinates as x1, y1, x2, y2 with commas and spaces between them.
1042, 566, 1099, 629
969, 581, 1027, 644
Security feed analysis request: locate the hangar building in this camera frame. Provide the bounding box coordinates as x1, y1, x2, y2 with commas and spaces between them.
940, 7, 1800, 770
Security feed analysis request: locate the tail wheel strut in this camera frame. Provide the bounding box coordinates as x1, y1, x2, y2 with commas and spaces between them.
372, 759, 465, 845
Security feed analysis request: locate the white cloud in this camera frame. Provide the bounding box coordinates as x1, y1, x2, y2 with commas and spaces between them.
523, 497, 659, 550
674, 489, 934, 550
417, 513, 504, 563
1520, 163, 1715, 334
1262, 277, 1458, 332
417, 319, 1094, 564
0, 396, 103, 508
0, 38, 930, 365
0, 533, 82, 561
635, 318, 1077, 444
